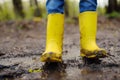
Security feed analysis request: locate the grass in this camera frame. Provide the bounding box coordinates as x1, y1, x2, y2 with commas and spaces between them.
106, 11, 120, 18
0, 1, 15, 21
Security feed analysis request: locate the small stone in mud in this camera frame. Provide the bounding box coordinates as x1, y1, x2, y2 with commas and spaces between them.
32, 57, 37, 60
0, 52, 5, 56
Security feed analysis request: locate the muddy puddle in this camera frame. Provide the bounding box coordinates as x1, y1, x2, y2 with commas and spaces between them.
0, 17, 120, 80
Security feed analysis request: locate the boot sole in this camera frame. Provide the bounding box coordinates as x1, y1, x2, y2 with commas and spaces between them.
40, 52, 62, 62
80, 49, 107, 58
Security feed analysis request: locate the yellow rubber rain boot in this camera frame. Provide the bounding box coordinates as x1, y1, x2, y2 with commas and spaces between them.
79, 11, 107, 58
40, 13, 64, 62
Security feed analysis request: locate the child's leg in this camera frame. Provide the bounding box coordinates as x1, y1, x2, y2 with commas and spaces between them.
40, 0, 64, 62
79, 0, 107, 58
79, 0, 97, 13
46, 0, 64, 14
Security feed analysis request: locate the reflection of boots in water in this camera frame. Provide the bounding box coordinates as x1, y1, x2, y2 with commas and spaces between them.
40, 14, 64, 62
41, 62, 67, 80
82, 57, 101, 66
79, 11, 107, 59
80, 65, 103, 80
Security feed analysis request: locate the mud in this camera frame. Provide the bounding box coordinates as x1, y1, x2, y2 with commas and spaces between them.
0, 17, 120, 80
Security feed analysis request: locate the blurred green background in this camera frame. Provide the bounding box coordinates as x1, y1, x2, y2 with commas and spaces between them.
0, 0, 120, 21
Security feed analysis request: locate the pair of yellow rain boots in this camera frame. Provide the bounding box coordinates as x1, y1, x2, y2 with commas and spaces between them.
40, 11, 107, 62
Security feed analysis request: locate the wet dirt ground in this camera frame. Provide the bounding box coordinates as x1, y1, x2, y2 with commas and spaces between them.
0, 16, 120, 80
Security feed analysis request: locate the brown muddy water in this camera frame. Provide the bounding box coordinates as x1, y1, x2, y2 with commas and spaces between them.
0, 17, 120, 80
